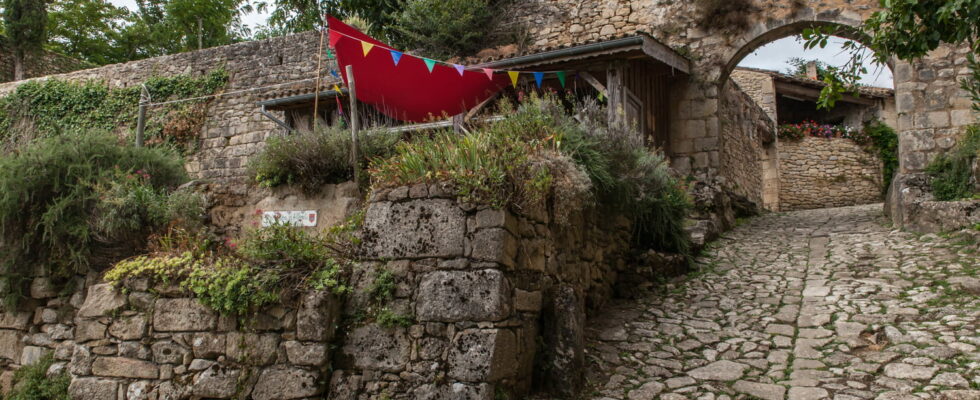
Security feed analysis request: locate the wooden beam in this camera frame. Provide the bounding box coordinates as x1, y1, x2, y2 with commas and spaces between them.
606, 61, 626, 129
579, 71, 608, 96
640, 36, 690, 74
774, 81, 876, 106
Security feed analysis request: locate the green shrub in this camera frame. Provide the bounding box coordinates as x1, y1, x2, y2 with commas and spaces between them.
249, 124, 400, 193
926, 124, 980, 200
370, 95, 692, 257
391, 0, 495, 59
0, 131, 191, 306
0, 70, 227, 152
862, 120, 899, 193
2, 353, 70, 400
105, 216, 358, 315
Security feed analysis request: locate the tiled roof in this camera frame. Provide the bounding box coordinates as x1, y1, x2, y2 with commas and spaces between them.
735, 66, 894, 98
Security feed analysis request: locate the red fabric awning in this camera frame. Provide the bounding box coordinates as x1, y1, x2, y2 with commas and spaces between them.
327, 16, 511, 123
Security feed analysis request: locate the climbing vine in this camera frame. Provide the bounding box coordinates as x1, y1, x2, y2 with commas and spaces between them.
0, 69, 228, 153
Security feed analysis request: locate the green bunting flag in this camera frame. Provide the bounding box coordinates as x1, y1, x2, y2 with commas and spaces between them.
423, 58, 437, 73
556, 71, 567, 88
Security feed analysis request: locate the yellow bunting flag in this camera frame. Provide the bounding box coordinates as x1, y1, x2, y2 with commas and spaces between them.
361, 41, 375, 57
508, 71, 520, 88
333, 85, 343, 94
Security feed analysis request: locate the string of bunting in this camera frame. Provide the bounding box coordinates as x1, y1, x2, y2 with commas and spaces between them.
325, 28, 569, 91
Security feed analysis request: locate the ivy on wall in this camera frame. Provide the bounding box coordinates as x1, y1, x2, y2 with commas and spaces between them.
0, 69, 228, 152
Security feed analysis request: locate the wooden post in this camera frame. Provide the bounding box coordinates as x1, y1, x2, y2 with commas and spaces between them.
135, 85, 149, 148
606, 61, 625, 130
346, 65, 361, 186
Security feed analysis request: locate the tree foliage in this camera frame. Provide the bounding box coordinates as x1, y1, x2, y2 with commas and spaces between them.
255, 0, 399, 38
803, 0, 980, 110
2, 0, 47, 79
46, 0, 130, 65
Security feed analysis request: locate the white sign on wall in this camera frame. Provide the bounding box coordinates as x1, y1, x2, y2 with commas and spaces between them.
261, 210, 318, 227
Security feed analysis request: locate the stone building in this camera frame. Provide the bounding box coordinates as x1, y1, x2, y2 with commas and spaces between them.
0, 1, 978, 398
729, 67, 895, 211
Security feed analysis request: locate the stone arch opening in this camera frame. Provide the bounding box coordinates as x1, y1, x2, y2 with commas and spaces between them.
718, 20, 898, 211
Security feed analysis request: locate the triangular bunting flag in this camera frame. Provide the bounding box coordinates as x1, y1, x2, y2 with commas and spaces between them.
389, 50, 403, 66
533, 72, 544, 88
330, 70, 339, 78
423, 58, 437, 73
333, 85, 343, 94
483, 68, 495, 80
325, 48, 335, 59
508, 71, 520, 87
361, 41, 375, 57
453, 64, 466, 76
556, 71, 567, 88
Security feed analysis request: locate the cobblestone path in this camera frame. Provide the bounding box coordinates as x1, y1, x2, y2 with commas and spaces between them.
582, 204, 979, 400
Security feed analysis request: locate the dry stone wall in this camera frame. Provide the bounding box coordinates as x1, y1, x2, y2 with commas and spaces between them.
0, 183, 641, 399
329, 183, 633, 399
719, 78, 776, 208
778, 136, 883, 211
0, 31, 327, 234
0, 276, 341, 400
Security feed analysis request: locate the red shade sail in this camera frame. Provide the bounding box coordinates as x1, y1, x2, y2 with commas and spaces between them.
327, 16, 511, 123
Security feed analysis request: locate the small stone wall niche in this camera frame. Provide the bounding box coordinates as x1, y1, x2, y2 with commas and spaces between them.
778, 136, 884, 211
329, 183, 633, 399
0, 275, 342, 400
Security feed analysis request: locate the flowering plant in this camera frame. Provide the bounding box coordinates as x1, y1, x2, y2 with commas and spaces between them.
778, 121, 869, 144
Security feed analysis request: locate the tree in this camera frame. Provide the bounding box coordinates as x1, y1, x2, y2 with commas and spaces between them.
803, 0, 980, 111
255, 0, 400, 38
125, 0, 256, 58
391, 0, 494, 58
3, 0, 47, 80
47, 0, 132, 65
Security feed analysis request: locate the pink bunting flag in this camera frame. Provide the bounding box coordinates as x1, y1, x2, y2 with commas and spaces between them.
483, 68, 495, 80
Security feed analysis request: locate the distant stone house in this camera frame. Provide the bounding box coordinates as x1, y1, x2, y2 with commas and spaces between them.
731, 67, 897, 211
731, 66, 896, 129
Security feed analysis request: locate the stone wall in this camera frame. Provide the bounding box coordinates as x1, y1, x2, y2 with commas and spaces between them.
0, 31, 332, 234
329, 183, 633, 399
0, 276, 341, 399
0, 41, 90, 83
778, 136, 883, 211
0, 183, 641, 399
730, 69, 778, 122
719, 79, 776, 208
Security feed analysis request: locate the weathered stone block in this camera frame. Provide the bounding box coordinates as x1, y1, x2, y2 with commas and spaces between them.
91, 356, 159, 379
362, 199, 466, 259
284, 341, 328, 366
0, 312, 30, 330
296, 291, 340, 342
416, 270, 510, 323
108, 314, 147, 340
152, 340, 189, 364
153, 298, 217, 332
251, 366, 321, 400
0, 330, 24, 361
448, 329, 519, 382
68, 378, 118, 400
192, 364, 241, 398
225, 332, 279, 366
342, 324, 410, 372
74, 319, 107, 342
78, 284, 126, 318
20, 345, 46, 365
29, 277, 57, 299
412, 383, 494, 400
470, 228, 517, 267
192, 332, 226, 359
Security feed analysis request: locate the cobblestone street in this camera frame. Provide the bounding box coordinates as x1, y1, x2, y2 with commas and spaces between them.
583, 204, 979, 400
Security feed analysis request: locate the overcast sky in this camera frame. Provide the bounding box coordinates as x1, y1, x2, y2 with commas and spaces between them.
106, 1, 893, 88
739, 36, 894, 88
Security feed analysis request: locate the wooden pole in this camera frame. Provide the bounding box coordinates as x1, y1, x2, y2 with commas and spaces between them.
346, 65, 361, 186
135, 85, 149, 148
